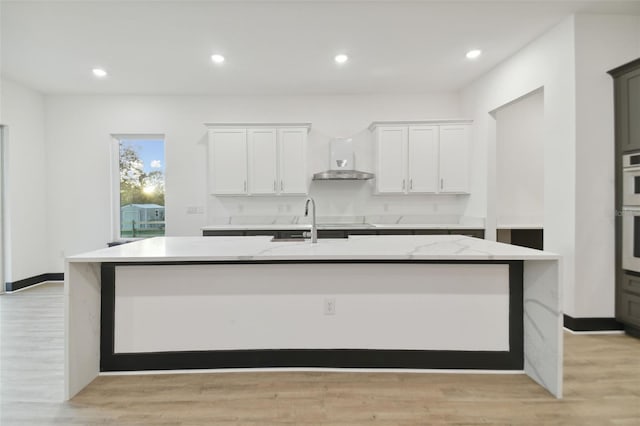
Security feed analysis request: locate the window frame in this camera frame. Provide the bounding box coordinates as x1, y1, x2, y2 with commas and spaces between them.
110, 133, 166, 242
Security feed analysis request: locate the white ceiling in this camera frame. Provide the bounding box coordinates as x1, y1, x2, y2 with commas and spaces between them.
2, 0, 640, 95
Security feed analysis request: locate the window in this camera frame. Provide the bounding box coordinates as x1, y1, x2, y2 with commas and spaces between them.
112, 135, 165, 239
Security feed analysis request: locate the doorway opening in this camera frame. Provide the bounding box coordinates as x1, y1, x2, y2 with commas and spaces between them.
491, 88, 545, 249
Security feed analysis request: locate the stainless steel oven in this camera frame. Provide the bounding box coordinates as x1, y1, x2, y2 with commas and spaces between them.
623, 153, 640, 206
622, 207, 640, 273
623, 153, 640, 273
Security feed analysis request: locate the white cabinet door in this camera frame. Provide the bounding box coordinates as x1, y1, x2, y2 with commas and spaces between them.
278, 128, 308, 195
248, 129, 277, 194
439, 125, 470, 193
408, 126, 439, 193
208, 129, 247, 194
376, 127, 407, 193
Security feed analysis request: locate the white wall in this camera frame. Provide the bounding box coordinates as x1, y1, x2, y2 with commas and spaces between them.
573, 14, 640, 317
462, 14, 640, 318
461, 16, 578, 314
0, 79, 49, 283
44, 93, 462, 272
495, 89, 544, 227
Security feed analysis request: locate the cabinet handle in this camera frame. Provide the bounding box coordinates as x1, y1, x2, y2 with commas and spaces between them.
440, 178, 444, 190
281, 181, 284, 191
274, 180, 277, 191
402, 179, 406, 190
244, 180, 247, 192
410, 179, 413, 190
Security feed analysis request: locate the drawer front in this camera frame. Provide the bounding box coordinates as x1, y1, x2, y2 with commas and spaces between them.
622, 273, 640, 295
317, 230, 348, 239
203, 230, 245, 236
278, 230, 307, 239
454, 230, 486, 239
345, 230, 378, 236
414, 230, 449, 235
245, 230, 278, 237
619, 291, 640, 327
377, 229, 413, 235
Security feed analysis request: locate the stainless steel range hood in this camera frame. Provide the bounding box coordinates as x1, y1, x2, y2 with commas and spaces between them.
312, 138, 375, 181
313, 169, 375, 180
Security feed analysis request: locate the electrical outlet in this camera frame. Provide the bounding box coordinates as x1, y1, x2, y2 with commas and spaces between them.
324, 298, 336, 315
186, 206, 204, 214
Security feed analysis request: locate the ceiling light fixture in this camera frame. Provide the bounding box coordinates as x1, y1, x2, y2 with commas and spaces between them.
211, 54, 225, 64
466, 49, 482, 60
92, 68, 108, 78
334, 54, 348, 64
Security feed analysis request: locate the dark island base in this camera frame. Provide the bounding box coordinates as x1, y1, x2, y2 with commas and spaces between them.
99, 260, 524, 373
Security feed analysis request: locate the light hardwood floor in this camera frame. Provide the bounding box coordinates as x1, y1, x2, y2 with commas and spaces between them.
1, 282, 639, 425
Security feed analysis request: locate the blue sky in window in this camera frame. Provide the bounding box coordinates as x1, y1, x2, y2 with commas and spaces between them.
121, 139, 165, 173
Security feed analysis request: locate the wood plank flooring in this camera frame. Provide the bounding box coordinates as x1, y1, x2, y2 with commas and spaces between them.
1, 282, 639, 425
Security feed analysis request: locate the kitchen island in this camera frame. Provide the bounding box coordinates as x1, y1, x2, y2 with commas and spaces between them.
65, 235, 562, 399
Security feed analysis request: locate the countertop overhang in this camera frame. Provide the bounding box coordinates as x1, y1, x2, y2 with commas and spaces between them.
67, 235, 559, 263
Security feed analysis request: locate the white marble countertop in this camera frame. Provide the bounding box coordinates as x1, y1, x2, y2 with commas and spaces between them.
201, 223, 484, 231
68, 235, 559, 263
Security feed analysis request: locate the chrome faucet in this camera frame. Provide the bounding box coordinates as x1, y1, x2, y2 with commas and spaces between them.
304, 197, 318, 243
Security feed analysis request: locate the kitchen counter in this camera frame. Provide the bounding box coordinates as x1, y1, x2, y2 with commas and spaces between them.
65, 235, 562, 400
201, 223, 486, 239
69, 235, 557, 262
201, 223, 486, 231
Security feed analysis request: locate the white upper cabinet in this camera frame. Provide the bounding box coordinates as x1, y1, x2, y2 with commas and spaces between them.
207, 123, 310, 195
369, 120, 471, 195
208, 128, 248, 195
248, 129, 278, 194
375, 126, 407, 193
408, 126, 439, 193
439, 125, 470, 194
278, 128, 308, 195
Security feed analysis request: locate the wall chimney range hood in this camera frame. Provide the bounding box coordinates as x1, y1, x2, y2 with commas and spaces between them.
312, 138, 374, 181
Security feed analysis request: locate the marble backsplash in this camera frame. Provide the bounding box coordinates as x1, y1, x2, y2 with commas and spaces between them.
207, 214, 485, 227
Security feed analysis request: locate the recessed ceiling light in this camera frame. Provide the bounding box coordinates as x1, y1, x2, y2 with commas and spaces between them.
466, 49, 482, 60
334, 54, 348, 64
92, 68, 108, 78
211, 54, 225, 64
